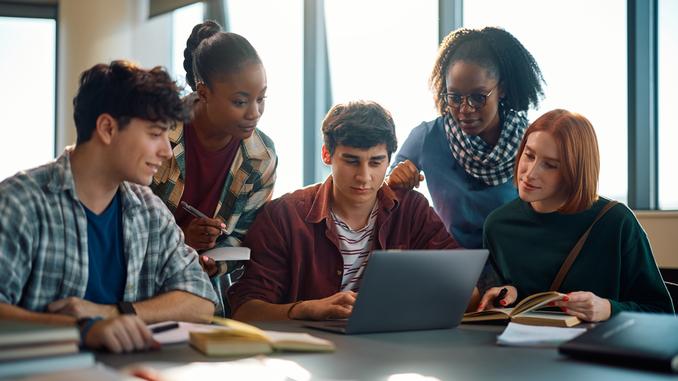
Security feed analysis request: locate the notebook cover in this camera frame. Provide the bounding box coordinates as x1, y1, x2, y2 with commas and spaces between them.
558, 312, 678, 373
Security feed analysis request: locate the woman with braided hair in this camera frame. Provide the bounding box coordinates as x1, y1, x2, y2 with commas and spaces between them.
388, 27, 544, 249
151, 20, 277, 316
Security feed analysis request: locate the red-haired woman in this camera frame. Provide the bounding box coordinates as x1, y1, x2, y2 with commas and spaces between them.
476, 109, 673, 321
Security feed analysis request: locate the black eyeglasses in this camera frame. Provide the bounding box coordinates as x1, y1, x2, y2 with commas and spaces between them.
441, 86, 497, 110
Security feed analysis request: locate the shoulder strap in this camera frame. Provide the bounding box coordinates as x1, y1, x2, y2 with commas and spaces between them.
549, 200, 620, 291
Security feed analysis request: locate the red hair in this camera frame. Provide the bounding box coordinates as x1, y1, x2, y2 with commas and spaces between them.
514, 109, 600, 213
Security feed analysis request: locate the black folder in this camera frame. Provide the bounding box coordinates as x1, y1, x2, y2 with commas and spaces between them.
559, 312, 678, 373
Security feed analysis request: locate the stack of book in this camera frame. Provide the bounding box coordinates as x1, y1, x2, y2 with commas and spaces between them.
0, 320, 95, 379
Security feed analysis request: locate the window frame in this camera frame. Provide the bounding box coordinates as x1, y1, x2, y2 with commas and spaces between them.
0, 1, 59, 158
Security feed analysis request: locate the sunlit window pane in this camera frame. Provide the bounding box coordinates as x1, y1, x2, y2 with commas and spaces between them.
228, 0, 304, 198
325, 0, 439, 199
171, 2, 205, 95
658, 0, 678, 210
464, 1, 628, 203
0, 17, 56, 181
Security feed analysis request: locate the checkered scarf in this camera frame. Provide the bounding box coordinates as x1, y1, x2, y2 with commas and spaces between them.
444, 108, 528, 186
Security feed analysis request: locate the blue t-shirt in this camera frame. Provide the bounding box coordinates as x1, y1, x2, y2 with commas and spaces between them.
391, 116, 518, 249
82, 191, 126, 304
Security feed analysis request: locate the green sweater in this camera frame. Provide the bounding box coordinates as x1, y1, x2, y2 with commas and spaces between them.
483, 197, 674, 315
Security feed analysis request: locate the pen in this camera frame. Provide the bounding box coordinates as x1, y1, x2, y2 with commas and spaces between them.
150, 322, 179, 334
493, 287, 508, 308
180, 201, 227, 235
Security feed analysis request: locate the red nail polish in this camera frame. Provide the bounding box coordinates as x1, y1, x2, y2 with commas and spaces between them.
563, 296, 569, 302
500, 300, 506, 306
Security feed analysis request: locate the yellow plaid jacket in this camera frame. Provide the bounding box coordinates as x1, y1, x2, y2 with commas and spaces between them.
151, 123, 277, 248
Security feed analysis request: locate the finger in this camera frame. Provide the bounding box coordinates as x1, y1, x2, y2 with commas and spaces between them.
477, 290, 499, 311
133, 318, 155, 350
195, 218, 226, 229
114, 323, 135, 353
564, 308, 588, 321
126, 321, 147, 350
329, 304, 353, 319
562, 292, 586, 302
47, 298, 68, 312
335, 292, 357, 305
103, 328, 123, 354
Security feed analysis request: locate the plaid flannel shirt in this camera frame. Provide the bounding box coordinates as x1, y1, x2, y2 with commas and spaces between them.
0, 151, 219, 312
150, 111, 277, 316
151, 123, 277, 249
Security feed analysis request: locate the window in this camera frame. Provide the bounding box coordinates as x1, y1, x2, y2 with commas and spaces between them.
464, 0, 628, 203
227, 0, 304, 198
325, 0, 438, 199
658, 0, 677, 210
171, 2, 205, 95
0, 16, 56, 181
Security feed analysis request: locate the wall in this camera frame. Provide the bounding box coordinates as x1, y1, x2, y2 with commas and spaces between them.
57, 0, 172, 150
635, 211, 678, 269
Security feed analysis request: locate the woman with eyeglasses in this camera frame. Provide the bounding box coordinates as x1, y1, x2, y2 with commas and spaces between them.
387, 27, 544, 250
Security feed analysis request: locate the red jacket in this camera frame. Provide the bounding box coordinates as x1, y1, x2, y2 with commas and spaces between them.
228, 177, 460, 313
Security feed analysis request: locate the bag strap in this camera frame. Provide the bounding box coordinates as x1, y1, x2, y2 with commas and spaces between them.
549, 200, 619, 291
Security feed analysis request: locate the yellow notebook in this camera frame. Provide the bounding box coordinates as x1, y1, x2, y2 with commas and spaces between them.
189, 317, 335, 357
462, 291, 581, 328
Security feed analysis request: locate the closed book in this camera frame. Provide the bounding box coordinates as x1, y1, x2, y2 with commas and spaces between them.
0, 352, 95, 379
462, 291, 581, 327
0, 342, 79, 361
559, 312, 678, 373
190, 318, 335, 357
0, 320, 79, 347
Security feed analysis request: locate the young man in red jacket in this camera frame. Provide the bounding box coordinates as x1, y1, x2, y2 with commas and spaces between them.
229, 100, 462, 321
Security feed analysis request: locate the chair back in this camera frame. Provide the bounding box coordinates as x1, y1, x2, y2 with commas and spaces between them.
665, 281, 678, 312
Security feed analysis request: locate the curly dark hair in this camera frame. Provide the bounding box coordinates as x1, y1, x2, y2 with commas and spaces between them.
73, 60, 184, 144
183, 20, 261, 91
322, 100, 398, 159
430, 26, 545, 115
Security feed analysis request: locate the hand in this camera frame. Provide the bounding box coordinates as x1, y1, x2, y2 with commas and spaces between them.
291, 291, 357, 320
183, 217, 225, 251
84, 315, 160, 353
551, 291, 611, 322
476, 286, 518, 311
199, 255, 219, 277
48, 297, 117, 319
386, 160, 424, 190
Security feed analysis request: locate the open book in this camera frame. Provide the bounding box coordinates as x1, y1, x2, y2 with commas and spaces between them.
462, 291, 581, 327
189, 317, 335, 356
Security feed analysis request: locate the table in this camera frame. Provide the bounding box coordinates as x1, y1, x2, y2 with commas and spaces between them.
96, 322, 676, 380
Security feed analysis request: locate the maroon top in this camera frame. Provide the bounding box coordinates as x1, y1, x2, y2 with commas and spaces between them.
173, 123, 241, 229
228, 177, 461, 312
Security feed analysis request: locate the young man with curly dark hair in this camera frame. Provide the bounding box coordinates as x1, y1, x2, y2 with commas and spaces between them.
0, 61, 218, 353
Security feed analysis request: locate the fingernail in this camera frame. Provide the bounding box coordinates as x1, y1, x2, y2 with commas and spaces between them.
561, 307, 567, 312
563, 296, 569, 302
500, 300, 506, 306
548, 302, 555, 306
221, 223, 226, 228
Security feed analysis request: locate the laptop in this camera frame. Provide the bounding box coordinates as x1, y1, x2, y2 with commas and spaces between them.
305, 249, 488, 334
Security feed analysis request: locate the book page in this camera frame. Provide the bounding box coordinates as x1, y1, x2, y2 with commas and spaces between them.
497, 322, 586, 348
264, 331, 335, 351
511, 291, 564, 316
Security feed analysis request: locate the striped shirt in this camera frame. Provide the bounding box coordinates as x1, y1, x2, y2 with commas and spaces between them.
331, 204, 379, 292
0, 150, 219, 312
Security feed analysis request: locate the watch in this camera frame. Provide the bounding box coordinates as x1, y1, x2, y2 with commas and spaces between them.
116, 301, 136, 315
